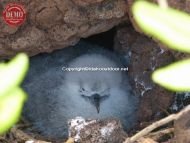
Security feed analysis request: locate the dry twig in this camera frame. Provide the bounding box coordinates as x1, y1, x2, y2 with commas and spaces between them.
65, 138, 74, 143
123, 105, 190, 143
146, 128, 174, 141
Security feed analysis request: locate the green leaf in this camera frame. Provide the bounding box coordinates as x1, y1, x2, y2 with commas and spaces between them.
0, 63, 6, 69
0, 53, 29, 134
0, 53, 29, 97
152, 59, 190, 91
132, 1, 190, 53
0, 87, 27, 134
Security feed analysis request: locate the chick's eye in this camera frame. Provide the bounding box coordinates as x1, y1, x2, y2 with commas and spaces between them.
101, 88, 110, 93
80, 88, 85, 92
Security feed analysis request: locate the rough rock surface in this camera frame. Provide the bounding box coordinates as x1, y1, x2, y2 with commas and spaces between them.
126, 0, 190, 60
127, 0, 190, 34
0, 0, 128, 58
114, 25, 174, 121
69, 117, 127, 143
174, 110, 190, 143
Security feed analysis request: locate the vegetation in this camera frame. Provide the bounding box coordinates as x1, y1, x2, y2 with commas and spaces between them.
132, 1, 190, 91
0, 53, 28, 134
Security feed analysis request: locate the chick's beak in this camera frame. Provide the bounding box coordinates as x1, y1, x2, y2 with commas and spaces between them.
91, 94, 100, 113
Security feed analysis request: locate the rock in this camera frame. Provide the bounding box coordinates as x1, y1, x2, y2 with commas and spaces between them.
69, 117, 127, 143
126, 0, 190, 60
114, 25, 174, 121
138, 86, 174, 121
0, 0, 128, 59
170, 52, 190, 61
127, 0, 190, 33
71, 0, 105, 7
174, 110, 190, 143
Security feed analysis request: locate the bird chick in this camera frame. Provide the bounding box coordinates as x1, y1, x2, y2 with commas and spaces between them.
22, 41, 139, 139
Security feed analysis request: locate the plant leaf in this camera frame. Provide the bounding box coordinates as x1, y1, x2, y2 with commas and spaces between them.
132, 1, 190, 53
0, 87, 27, 134
152, 59, 190, 91
0, 53, 29, 97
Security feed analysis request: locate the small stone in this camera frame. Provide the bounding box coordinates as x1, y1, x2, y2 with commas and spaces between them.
68, 117, 127, 143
